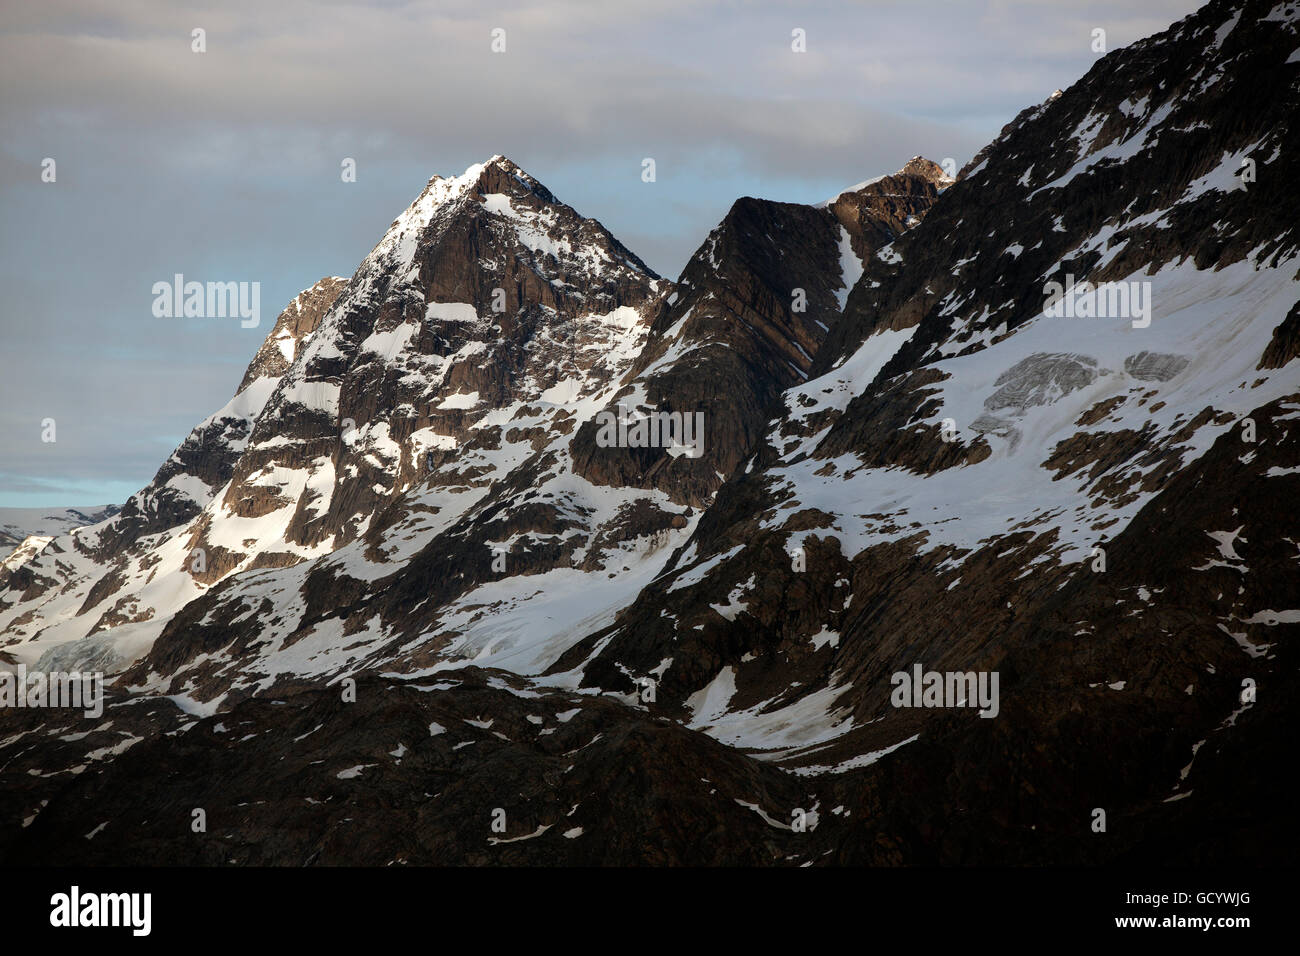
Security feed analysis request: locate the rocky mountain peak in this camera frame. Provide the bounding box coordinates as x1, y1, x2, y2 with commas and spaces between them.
467, 154, 559, 205
823, 157, 949, 262
898, 155, 954, 185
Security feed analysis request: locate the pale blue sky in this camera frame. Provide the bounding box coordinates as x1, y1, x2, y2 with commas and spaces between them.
0, 0, 1202, 506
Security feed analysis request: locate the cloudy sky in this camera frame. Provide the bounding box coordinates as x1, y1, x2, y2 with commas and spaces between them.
0, 0, 1202, 507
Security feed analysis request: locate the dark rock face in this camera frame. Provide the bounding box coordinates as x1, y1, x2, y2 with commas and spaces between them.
4, 0, 1299, 868
1258, 299, 1300, 369
570, 161, 946, 507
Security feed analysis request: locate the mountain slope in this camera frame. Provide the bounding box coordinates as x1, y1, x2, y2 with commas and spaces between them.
561, 0, 1300, 855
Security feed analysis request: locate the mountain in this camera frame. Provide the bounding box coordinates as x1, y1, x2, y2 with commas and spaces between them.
0, 505, 118, 562
571, 156, 950, 506
0, 155, 671, 677
2, 0, 1297, 865
0, 275, 349, 670
564, 0, 1300, 863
